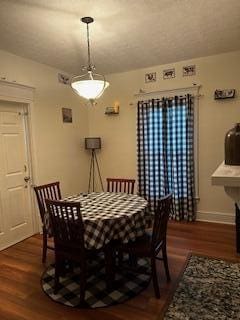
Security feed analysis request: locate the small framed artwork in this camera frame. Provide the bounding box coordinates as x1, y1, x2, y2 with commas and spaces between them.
214, 89, 236, 100
105, 101, 120, 115
105, 106, 119, 115
163, 68, 175, 80
145, 72, 156, 83
62, 108, 72, 123
183, 65, 196, 77
58, 73, 70, 85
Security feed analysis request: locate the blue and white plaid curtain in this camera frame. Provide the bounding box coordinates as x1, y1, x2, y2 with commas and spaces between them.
137, 94, 196, 221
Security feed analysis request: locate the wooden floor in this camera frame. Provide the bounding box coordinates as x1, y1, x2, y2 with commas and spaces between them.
0, 221, 239, 320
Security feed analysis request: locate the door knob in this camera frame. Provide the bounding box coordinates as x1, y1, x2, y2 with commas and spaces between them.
24, 176, 31, 183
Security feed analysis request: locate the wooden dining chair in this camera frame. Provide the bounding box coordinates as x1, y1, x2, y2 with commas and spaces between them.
106, 178, 135, 194
34, 181, 62, 263
45, 199, 115, 306
117, 194, 172, 298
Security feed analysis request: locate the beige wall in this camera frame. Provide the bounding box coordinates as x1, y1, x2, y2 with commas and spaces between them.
1, 48, 239, 224
0, 49, 89, 197
89, 50, 240, 223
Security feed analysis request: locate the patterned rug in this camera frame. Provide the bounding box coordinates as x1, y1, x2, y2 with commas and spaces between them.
163, 254, 240, 320
41, 257, 150, 308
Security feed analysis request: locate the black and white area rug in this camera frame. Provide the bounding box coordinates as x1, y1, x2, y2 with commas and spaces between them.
41, 257, 150, 308
162, 254, 240, 320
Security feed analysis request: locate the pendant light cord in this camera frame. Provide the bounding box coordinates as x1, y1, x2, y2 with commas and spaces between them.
86, 22, 91, 70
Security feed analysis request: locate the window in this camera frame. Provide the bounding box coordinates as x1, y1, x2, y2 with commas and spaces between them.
137, 94, 196, 221
147, 104, 188, 197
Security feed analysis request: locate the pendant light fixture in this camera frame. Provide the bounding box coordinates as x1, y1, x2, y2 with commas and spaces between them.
71, 17, 109, 104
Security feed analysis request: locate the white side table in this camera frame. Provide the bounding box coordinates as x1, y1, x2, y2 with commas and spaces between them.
212, 162, 240, 253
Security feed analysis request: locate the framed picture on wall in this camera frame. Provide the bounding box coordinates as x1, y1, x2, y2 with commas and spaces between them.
183, 65, 196, 76
214, 89, 235, 100
145, 72, 156, 83
62, 108, 72, 123
58, 73, 70, 85
163, 68, 175, 79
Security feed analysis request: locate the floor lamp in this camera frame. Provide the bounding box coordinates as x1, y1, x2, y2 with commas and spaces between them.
85, 137, 104, 193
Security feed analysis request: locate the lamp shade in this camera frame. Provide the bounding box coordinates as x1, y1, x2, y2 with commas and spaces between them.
71, 78, 109, 100
85, 137, 101, 150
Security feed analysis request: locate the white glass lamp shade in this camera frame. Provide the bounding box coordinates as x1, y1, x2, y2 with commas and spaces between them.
71, 72, 109, 100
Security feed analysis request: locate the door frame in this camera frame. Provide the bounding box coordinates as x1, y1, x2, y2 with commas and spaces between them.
0, 80, 40, 234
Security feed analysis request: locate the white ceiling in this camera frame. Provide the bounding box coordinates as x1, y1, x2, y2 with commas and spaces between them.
0, 0, 240, 75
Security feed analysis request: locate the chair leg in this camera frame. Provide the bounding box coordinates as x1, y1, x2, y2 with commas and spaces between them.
59, 259, 67, 277
162, 244, 171, 282
129, 253, 138, 267
118, 251, 123, 265
151, 257, 160, 299
104, 244, 115, 290
79, 267, 86, 307
54, 258, 61, 294
42, 231, 48, 263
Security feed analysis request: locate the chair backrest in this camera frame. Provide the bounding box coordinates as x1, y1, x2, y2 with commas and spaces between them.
151, 194, 172, 252
106, 178, 135, 194
45, 199, 85, 251
34, 182, 62, 222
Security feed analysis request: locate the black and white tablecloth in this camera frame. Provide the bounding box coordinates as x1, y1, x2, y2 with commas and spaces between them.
62, 192, 148, 250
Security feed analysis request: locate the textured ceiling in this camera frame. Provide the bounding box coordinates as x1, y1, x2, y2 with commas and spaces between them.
0, 0, 240, 75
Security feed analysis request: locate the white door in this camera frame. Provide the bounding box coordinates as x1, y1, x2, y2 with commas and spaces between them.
0, 101, 34, 250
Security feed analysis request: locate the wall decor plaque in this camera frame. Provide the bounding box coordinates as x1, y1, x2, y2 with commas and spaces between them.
145, 72, 156, 83
183, 65, 196, 76
163, 68, 175, 80
214, 89, 235, 100
58, 73, 70, 85
62, 108, 72, 123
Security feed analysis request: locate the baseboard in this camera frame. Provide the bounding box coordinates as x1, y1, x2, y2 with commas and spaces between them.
0, 232, 34, 251
197, 210, 235, 225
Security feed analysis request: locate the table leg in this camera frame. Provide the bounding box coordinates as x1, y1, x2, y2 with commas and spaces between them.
104, 244, 115, 290
235, 203, 240, 253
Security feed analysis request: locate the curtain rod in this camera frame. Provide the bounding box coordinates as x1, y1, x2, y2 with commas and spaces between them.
133, 84, 201, 97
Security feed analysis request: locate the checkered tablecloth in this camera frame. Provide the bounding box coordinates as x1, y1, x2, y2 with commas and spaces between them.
62, 192, 148, 250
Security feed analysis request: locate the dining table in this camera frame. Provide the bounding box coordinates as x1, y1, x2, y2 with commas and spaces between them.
42, 192, 152, 305
61, 192, 149, 250
43, 191, 149, 291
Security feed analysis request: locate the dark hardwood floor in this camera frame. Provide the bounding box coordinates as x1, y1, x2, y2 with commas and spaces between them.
0, 221, 239, 320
